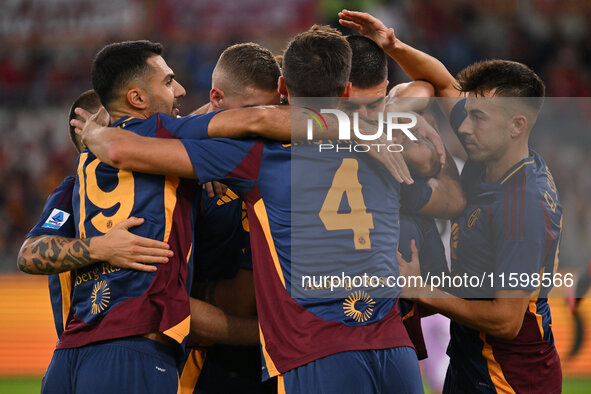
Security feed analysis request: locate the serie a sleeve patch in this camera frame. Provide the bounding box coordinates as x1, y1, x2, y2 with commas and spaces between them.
42, 209, 71, 229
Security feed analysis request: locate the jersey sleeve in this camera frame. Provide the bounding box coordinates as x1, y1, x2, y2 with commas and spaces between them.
400, 178, 433, 214
180, 138, 262, 194
398, 214, 425, 263
493, 187, 547, 291
159, 111, 221, 140
27, 177, 76, 238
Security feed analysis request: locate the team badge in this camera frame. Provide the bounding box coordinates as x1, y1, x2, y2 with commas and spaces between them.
467, 208, 481, 229
91, 280, 111, 315
343, 291, 375, 323
42, 209, 70, 229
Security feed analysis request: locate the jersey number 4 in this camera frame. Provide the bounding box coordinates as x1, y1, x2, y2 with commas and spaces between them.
319, 158, 374, 250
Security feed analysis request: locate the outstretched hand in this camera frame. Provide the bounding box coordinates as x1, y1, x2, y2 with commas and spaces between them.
338, 9, 396, 50
90, 217, 174, 273
70, 106, 110, 145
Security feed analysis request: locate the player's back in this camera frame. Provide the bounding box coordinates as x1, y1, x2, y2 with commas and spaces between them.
60, 113, 213, 350
253, 140, 414, 375
181, 135, 416, 376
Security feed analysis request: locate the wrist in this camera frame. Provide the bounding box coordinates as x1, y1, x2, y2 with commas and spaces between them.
88, 236, 105, 262
386, 38, 405, 59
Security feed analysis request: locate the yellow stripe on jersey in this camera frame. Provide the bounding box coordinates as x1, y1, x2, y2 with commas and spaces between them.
59, 272, 72, 332
480, 332, 516, 394
277, 374, 287, 394
401, 303, 417, 321
186, 243, 192, 264
499, 160, 534, 184
552, 217, 562, 275
120, 117, 134, 128
259, 323, 280, 379
528, 298, 545, 340
163, 315, 190, 344
77, 152, 89, 238
163, 176, 180, 243
179, 348, 206, 394
253, 199, 286, 287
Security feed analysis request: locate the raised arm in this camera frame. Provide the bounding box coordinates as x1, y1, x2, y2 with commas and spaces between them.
339, 9, 461, 117
18, 217, 173, 274
386, 81, 434, 113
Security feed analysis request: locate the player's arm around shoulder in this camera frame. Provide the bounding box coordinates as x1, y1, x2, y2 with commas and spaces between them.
18, 218, 173, 275
206, 105, 292, 141
72, 107, 197, 179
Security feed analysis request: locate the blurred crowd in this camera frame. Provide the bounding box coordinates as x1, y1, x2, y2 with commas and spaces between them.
1, 0, 590, 270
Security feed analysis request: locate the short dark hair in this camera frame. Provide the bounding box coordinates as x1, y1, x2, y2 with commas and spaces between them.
274, 54, 284, 70
347, 35, 387, 89
92, 40, 163, 110
282, 25, 352, 97
68, 90, 101, 153
214, 43, 281, 92
457, 60, 545, 110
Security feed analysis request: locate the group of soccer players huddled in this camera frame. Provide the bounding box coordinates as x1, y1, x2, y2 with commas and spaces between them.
18, 9, 563, 394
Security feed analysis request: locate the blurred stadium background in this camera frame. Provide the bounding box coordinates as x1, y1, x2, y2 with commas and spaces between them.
0, 0, 589, 392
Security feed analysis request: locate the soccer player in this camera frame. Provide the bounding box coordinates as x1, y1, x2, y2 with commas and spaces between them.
74, 26, 454, 394
345, 35, 458, 380
339, 10, 563, 393
185, 42, 282, 394
18, 90, 174, 340
40, 40, 282, 394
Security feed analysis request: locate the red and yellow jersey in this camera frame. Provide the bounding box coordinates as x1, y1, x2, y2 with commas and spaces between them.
446, 101, 562, 393
179, 136, 425, 378
58, 112, 215, 350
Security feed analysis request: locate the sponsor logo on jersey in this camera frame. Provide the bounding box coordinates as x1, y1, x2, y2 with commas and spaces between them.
91, 280, 111, 315
343, 290, 375, 323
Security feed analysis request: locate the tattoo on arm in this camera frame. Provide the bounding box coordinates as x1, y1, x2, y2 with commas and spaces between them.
19, 236, 93, 274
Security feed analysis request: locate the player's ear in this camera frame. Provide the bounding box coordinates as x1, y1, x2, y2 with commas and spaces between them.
341, 82, 352, 98
510, 114, 528, 138
127, 88, 148, 110
278, 76, 288, 96
380, 80, 389, 96
210, 88, 224, 110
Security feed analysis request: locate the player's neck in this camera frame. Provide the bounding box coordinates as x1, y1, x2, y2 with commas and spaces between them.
483, 144, 529, 183
109, 108, 150, 122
